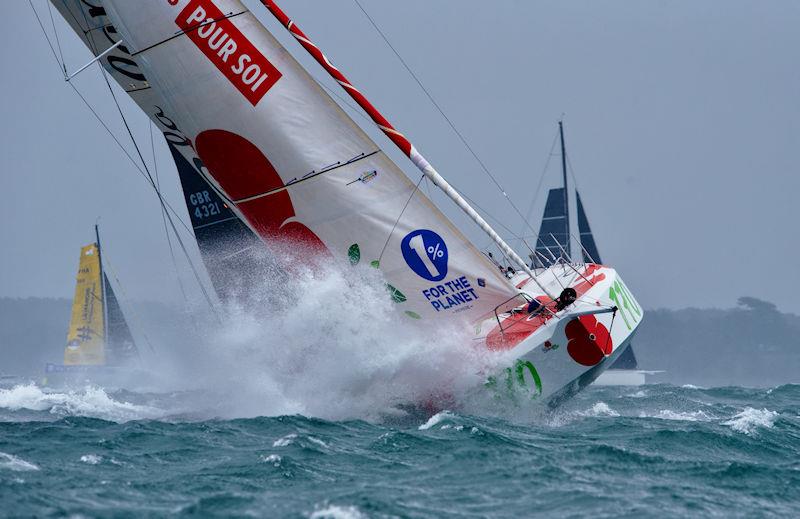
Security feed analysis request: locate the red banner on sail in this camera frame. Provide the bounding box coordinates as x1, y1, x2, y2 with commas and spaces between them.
176, 0, 281, 106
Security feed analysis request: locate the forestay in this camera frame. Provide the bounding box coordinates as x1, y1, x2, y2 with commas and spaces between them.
90, 0, 520, 325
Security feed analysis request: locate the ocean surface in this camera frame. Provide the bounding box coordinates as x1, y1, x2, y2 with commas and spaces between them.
0, 382, 797, 518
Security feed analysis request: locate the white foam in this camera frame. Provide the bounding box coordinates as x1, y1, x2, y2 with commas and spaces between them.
0, 384, 162, 423
260, 454, 281, 466
643, 409, 711, 422
626, 390, 647, 398
144, 262, 494, 421
419, 410, 455, 430
0, 452, 39, 472
80, 454, 102, 465
309, 505, 365, 519
307, 436, 328, 449
723, 407, 779, 435
580, 402, 620, 417
273, 433, 297, 447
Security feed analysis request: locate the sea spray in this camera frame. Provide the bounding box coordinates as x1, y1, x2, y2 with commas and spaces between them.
138, 259, 498, 421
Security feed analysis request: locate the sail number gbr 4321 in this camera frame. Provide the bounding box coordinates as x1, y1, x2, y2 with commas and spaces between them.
189, 190, 222, 221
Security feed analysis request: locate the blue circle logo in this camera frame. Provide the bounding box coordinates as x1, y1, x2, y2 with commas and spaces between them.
401, 229, 448, 282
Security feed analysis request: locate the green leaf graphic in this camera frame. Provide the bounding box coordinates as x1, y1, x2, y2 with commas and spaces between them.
348, 244, 361, 265
386, 284, 407, 303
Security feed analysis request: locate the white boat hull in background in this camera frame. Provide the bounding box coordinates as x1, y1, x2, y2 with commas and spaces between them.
594, 370, 647, 386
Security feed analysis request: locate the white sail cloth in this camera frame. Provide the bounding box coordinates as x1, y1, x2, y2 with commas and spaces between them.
73, 0, 520, 325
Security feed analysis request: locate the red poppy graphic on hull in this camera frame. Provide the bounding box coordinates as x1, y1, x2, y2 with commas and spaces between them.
565, 314, 612, 366
195, 129, 328, 262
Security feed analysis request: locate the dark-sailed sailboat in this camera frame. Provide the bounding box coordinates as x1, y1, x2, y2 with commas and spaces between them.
532, 121, 643, 384
46, 226, 138, 374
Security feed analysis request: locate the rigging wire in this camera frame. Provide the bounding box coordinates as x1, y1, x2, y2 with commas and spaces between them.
28, 1, 193, 234
65, 78, 193, 235
27, 1, 218, 317
45, 0, 66, 76
150, 121, 192, 307
101, 255, 157, 355
98, 66, 219, 318
522, 128, 561, 227
352, 0, 545, 256
28, 0, 62, 69
377, 174, 425, 264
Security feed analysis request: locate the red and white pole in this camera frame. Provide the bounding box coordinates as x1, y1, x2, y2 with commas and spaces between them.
260, 1, 555, 297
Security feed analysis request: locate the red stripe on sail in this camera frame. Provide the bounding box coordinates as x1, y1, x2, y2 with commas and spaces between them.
260, 1, 413, 157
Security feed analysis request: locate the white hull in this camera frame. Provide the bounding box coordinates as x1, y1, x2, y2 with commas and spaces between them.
480, 264, 644, 407
594, 370, 647, 386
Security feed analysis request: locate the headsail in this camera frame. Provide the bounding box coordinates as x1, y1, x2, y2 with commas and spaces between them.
576, 191, 601, 264
64, 244, 105, 365
82, 0, 521, 326
103, 273, 138, 365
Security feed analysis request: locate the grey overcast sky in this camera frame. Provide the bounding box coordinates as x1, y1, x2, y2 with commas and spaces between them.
1, 0, 798, 312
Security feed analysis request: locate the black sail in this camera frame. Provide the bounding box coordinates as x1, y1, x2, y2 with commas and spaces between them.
169, 143, 264, 303
576, 191, 602, 264
533, 188, 570, 267
103, 274, 138, 366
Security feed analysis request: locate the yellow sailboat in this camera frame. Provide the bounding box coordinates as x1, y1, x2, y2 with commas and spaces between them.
46, 226, 138, 374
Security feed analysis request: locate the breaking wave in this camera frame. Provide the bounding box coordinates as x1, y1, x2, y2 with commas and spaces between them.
723, 407, 779, 435
0, 452, 39, 472
0, 383, 163, 423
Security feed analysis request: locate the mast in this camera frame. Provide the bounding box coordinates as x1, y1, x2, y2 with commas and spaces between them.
94, 224, 107, 343
259, 0, 556, 299
558, 120, 571, 258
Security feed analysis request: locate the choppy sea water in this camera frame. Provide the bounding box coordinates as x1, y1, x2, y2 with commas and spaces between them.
0, 382, 797, 518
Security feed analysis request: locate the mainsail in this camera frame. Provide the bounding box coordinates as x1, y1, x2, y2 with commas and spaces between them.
50, 1, 264, 304
64, 243, 105, 365
533, 188, 570, 267
62, 228, 138, 368
67, 0, 523, 326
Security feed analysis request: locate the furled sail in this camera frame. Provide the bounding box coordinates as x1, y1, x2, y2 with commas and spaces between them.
532, 188, 570, 267
576, 191, 601, 264
64, 244, 105, 365
50, 0, 264, 304
78, 0, 520, 325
